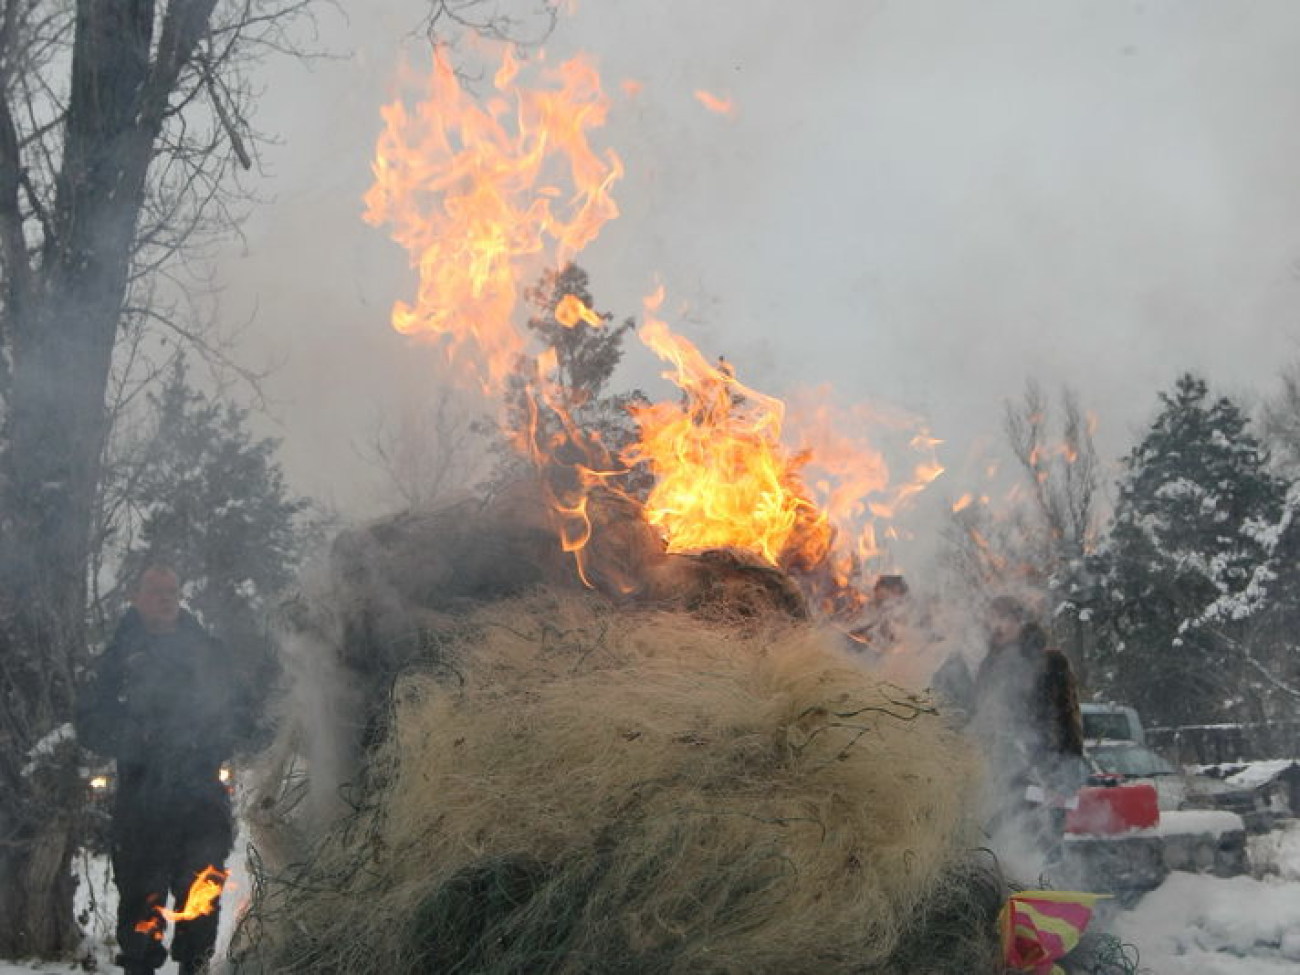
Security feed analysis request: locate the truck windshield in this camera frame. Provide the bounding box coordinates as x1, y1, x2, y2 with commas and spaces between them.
1091, 744, 1175, 777
1082, 711, 1134, 741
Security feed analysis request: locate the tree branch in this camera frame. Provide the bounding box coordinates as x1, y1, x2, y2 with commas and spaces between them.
0, 2, 32, 312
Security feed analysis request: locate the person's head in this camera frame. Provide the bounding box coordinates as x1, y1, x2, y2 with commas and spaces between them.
985, 594, 1029, 649
132, 565, 182, 633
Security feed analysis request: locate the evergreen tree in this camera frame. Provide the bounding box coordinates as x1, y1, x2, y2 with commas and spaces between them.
1096, 374, 1287, 726
488, 263, 648, 492
102, 359, 312, 744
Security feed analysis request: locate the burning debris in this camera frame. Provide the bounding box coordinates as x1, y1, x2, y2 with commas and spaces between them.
232, 32, 1011, 975
359, 41, 944, 624
275, 478, 811, 789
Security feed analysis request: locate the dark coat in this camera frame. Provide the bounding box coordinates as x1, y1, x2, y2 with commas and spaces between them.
76, 608, 251, 806
970, 622, 1084, 791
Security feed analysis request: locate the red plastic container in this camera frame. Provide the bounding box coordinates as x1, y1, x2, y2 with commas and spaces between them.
1065, 783, 1159, 835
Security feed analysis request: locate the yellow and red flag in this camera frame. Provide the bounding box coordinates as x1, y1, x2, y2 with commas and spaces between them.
999, 890, 1107, 974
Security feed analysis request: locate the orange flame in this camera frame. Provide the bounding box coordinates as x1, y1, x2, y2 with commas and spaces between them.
365, 46, 945, 608
694, 90, 736, 116
364, 46, 623, 392
133, 865, 229, 942
625, 294, 942, 602
517, 352, 623, 589
162, 865, 228, 923
626, 309, 808, 566
133, 897, 164, 942
555, 293, 603, 327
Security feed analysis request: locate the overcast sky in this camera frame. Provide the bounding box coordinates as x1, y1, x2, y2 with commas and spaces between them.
221, 0, 1300, 564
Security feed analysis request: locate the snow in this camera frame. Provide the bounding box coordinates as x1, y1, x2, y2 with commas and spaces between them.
3, 821, 1300, 974
1196, 759, 1300, 792
1153, 809, 1247, 838
0, 814, 252, 975
1108, 820, 1300, 974
1112, 872, 1300, 973
20, 724, 74, 778
1062, 808, 1245, 840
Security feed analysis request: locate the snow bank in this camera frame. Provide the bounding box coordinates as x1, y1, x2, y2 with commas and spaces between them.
1112, 870, 1300, 974
1154, 809, 1245, 838
1107, 819, 1300, 974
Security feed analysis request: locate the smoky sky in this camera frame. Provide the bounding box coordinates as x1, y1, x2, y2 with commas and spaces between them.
224, 0, 1300, 562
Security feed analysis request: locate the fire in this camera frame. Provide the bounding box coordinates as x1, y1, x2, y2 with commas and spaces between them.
626, 294, 942, 601
514, 349, 623, 588
555, 293, 603, 328
627, 326, 816, 565
693, 90, 736, 116
365, 42, 946, 612
162, 865, 229, 923
133, 865, 229, 941
364, 46, 623, 393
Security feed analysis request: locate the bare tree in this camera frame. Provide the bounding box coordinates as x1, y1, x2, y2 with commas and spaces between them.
0, 0, 316, 958
1261, 360, 1300, 475
362, 384, 491, 511
1002, 382, 1102, 683
1003, 382, 1100, 558
940, 382, 1102, 683
424, 0, 558, 46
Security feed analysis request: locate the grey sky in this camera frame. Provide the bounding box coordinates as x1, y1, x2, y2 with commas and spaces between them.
224, 0, 1300, 562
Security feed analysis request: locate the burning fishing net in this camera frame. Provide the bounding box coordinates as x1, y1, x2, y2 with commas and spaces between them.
237, 591, 1001, 974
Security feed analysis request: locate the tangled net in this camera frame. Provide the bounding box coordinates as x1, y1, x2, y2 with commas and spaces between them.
235, 591, 1005, 974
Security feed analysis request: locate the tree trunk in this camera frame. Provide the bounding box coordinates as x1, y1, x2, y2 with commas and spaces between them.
0, 0, 216, 957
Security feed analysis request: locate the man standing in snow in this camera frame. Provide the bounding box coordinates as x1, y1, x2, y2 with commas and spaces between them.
969, 595, 1085, 842
76, 565, 250, 975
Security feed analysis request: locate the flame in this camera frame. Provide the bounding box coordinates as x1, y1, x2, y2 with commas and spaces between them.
625, 303, 811, 566
162, 866, 229, 923
364, 45, 945, 610
625, 294, 942, 606
694, 90, 736, 116
364, 46, 623, 393
555, 293, 603, 327
133, 866, 229, 942
511, 346, 627, 589
134, 899, 164, 941
952, 493, 974, 513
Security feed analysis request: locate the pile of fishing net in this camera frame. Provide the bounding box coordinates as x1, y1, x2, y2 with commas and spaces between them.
235, 590, 1005, 974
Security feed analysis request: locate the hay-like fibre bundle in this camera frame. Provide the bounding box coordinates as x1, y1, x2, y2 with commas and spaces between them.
249, 591, 999, 974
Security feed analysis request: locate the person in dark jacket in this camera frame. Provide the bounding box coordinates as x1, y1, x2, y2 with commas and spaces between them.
968, 595, 1085, 844
76, 565, 251, 975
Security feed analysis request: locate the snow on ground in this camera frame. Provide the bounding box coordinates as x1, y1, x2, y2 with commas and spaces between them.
0, 819, 252, 975
4, 820, 1300, 973
1109, 819, 1300, 974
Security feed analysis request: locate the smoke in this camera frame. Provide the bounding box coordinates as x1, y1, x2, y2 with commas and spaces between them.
214, 1, 1300, 553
